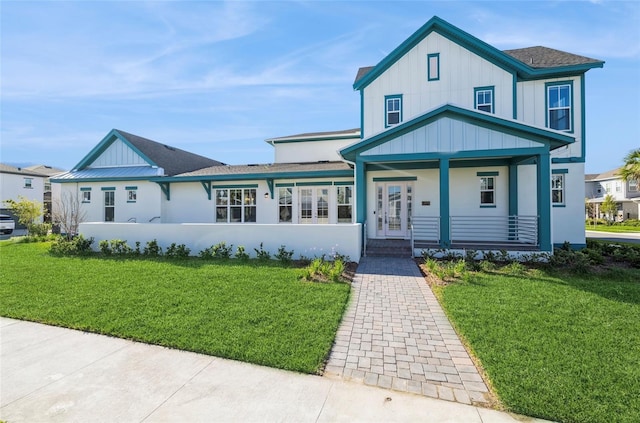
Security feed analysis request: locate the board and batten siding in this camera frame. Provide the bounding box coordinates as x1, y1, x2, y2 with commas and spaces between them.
361, 31, 514, 138
89, 139, 149, 168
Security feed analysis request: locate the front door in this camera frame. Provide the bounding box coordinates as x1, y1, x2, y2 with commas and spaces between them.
299, 187, 329, 224
376, 182, 413, 238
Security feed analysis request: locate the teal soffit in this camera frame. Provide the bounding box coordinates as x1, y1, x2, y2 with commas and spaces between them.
148, 169, 354, 184
352, 16, 604, 91
73, 129, 157, 171
339, 104, 575, 161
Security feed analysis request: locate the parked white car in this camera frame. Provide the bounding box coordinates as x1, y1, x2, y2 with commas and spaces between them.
0, 214, 15, 234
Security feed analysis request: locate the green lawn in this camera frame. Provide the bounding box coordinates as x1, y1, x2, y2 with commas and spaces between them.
0, 241, 350, 374
435, 267, 640, 423
586, 225, 640, 233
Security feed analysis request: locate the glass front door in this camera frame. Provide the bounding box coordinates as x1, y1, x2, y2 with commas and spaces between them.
376, 182, 412, 238
299, 187, 329, 224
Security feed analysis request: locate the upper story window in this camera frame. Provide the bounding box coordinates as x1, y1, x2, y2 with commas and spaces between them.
629, 179, 638, 192
552, 174, 565, 205
615, 182, 622, 193
385, 94, 402, 127
24, 178, 33, 188
605, 182, 611, 193
546, 82, 572, 131
474, 86, 494, 113
427, 53, 440, 81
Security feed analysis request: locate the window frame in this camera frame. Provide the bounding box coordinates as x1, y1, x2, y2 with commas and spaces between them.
629, 179, 638, 192
474, 86, 495, 114
336, 185, 353, 224
215, 187, 257, 223
24, 178, 33, 188
126, 186, 137, 203
545, 81, 573, 132
384, 94, 403, 128
479, 176, 496, 207
278, 187, 293, 223
81, 187, 91, 203
427, 53, 440, 81
103, 190, 115, 222
551, 174, 565, 206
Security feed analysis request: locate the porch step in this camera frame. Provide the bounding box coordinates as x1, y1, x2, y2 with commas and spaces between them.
365, 239, 413, 258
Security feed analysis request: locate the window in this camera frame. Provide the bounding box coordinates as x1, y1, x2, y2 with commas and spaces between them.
605, 183, 611, 193
474, 86, 494, 113
385, 95, 402, 127
427, 53, 440, 81
480, 177, 495, 205
215, 188, 256, 223
630, 179, 638, 192
126, 186, 137, 203
104, 191, 115, 222
82, 191, 91, 203
546, 82, 572, 131
552, 174, 565, 205
615, 182, 622, 193
337, 186, 353, 223
298, 187, 329, 224
278, 187, 292, 223
24, 178, 33, 188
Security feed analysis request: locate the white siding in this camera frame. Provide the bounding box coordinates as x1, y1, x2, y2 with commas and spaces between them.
274, 138, 359, 163
552, 163, 586, 245
361, 117, 543, 156
362, 32, 514, 137
89, 139, 149, 168
0, 172, 46, 207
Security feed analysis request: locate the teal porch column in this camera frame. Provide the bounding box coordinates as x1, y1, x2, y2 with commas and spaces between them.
439, 158, 450, 248
508, 163, 518, 240
355, 157, 366, 224
536, 151, 552, 251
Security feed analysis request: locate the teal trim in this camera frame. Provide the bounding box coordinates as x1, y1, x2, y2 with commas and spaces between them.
352, 16, 603, 91
508, 164, 518, 216
545, 80, 574, 133
427, 53, 440, 81
372, 177, 417, 182
340, 104, 574, 161
537, 151, 552, 251
553, 204, 566, 208
266, 179, 274, 199
477, 171, 499, 176
355, 158, 366, 224
473, 86, 494, 113
480, 205, 497, 208
52, 176, 158, 183
384, 94, 403, 128
200, 181, 212, 200
360, 90, 365, 138
268, 134, 360, 144
74, 129, 157, 171
551, 157, 585, 164
101, 187, 115, 191
80, 187, 91, 191
275, 183, 295, 187
149, 169, 353, 184
439, 158, 450, 248
296, 181, 332, 186
552, 168, 569, 174
158, 182, 170, 201
512, 73, 518, 119
359, 147, 548, 164
127, 200, 136, 203
366, 159, 511, 171
581, 74, 586, 162
333, 181, 354, 186
125, 186, 137, 190
213, 184, 259, 189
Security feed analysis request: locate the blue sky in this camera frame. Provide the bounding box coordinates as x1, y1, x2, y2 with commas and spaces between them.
1, 1, 638, 174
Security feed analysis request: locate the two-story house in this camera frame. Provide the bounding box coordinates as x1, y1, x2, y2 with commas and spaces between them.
586, 169, 640, 221
54, 17, 603, 260
0, 164, 50, 227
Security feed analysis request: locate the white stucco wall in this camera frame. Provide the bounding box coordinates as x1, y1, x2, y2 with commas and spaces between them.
0, 172, 46, 206
552, 163, 586, 246
79, 222, 363, 262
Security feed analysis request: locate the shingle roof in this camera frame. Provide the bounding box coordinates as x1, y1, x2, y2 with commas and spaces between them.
585, 173, 599, 181
23, 164, 66, 177
589, 168, 622, 181
353, 66, 374, 85
178, 161, 353, 177
115, 130, 225, 176
0, 163, 50, 178
503, 46, 602, 69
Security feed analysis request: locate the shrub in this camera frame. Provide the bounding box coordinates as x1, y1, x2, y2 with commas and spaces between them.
200, 242, 233, 259
49, 234, 94, 256
275, 245, 294, 265
302, 257, 346, 283
235, 245, 249, 261
110, 239, 132, 255
143, 239, 162, 257
28, 223, 51, 237
254, 243, 271, 260
99, 240, 112, 255
165, 243, 191, 259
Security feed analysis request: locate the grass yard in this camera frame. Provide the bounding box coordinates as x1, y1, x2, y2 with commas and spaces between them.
585, 225, 640, 233
434, 266, 640, 423
0, 241, 350, 374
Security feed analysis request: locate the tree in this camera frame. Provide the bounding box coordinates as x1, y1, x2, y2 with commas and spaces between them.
600, 194, 617, 224
585, 197, 596, 224
52, 191, 87, 239
3, 196, 43, 234
619, 148, 640, 183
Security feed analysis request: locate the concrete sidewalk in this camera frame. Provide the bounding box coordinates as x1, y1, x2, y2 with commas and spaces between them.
0, 318, 546, 422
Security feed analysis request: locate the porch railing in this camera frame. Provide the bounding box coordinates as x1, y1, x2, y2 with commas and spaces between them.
411, 216, 440, 250
450, 215, 538, 246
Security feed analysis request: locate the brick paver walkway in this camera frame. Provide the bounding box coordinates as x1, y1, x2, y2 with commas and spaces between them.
324, 257, 492, 406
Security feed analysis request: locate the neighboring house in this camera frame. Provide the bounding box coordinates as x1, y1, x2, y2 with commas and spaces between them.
51, 129, 225, 224
22, 165, 66, 222
54, 16, 604, 260
0, 164, 48, 227
586, 169, 640, 221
